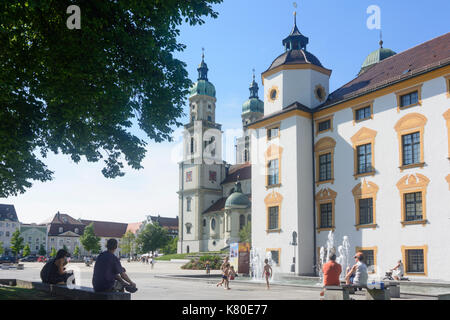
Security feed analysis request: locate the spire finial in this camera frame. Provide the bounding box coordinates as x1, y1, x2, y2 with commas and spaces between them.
252, 68, 255, 81
201, 47, 205, 60
379, 31, 383, 48
293, 2, 298, 26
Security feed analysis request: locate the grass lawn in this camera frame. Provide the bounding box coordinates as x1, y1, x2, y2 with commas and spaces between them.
0, 286, 57, 300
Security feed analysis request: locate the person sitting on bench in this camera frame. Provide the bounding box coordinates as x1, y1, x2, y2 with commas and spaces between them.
40, 249, 73, 285
92, 239, 137, 293
391, 260, 404, 281
345, 252, 368, 287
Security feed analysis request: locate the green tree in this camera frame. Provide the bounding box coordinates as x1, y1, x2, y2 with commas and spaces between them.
62, 244, 68, 253
162, 236, 178, 255
239, 222, 251, 245
0, 0, 222, 198
22, 243, 31, 257
73, 245, 80, 258
80, 223, 101, 255
0, 242, 4, 255
50, 247, 57, 258
10, 230, 24, 257
120, 231, 136, 257
38, 244, 46, 256
136, 223, 170, 254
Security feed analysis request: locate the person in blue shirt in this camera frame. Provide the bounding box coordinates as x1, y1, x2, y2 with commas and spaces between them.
92, 239, 137, 293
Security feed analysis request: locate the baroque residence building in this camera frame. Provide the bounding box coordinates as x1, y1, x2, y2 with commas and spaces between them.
249, 12, 450, 280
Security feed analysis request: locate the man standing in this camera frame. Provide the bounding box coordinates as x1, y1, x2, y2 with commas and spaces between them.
92, 239, 138, 293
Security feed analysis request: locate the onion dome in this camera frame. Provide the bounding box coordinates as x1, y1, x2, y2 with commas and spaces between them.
359, 38, 396, 75
264, 11, 328, 75
242, 72, 264, 114
190, 51, 216, 98
225, 180, 250, 210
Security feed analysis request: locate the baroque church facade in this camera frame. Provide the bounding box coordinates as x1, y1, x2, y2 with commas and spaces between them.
177, 54, 263, 254
249, 13, 450, 280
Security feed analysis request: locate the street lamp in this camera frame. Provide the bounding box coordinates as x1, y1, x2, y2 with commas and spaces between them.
290, 231, 298, 273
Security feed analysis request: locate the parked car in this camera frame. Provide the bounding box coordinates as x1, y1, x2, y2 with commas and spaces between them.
37, 256, 48, 263
19, 256, 38, 262
0, 256, 17, 264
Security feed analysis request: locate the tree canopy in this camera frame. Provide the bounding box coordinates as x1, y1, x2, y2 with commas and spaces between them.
10, 229, 24, 256
79, 223, 100, 254
23, 243, 31, 257
120, 230, 136, 257
0, 0, 222, 197
136, 222, 170, 254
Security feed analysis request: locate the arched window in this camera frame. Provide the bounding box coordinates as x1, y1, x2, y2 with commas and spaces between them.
186, 246, 190, 253
203, 219, 206, 227
211, 218, 216, 231
239, 215, 246, 230
244, 149, 249, 162
190, 138, 195, 154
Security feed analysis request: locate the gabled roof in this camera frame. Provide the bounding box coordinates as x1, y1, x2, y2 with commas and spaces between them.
80, 220, 128, 238
46, 212, 85, 236
126, 222, 143, 234
0, 204, 19, 222
319, 32, 450, 110
221, 162, 251, 185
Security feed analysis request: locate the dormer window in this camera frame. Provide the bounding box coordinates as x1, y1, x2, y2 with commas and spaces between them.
75, 228, 79, 234
59, 227, 63, 233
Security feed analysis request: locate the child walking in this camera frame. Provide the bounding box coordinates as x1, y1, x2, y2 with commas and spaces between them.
205, 260, 211, 275
263, 259, 272, 290
216, 263, 230, 289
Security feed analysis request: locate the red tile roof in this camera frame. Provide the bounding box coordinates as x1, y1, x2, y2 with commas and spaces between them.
320, 32, 450, 109
126, 222, 143, 234
221, 162, 251, 185
80, 219, 128, 238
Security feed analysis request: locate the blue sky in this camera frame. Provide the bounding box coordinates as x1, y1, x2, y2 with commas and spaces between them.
5, 0, 450, 224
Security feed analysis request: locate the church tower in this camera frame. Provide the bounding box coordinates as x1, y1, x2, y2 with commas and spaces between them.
236, 71, 264, 164
178, 52, 226, 254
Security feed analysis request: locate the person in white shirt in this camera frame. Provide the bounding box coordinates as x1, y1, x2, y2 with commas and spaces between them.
391, 260, 404, 281
345, 252, 368, 286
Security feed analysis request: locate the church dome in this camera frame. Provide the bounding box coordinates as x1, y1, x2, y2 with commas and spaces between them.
225, 181, 250, 210
360, 43, 396, 75
190, 80, 216, 98
242, 98, 264, 114
267, 49, 324, 72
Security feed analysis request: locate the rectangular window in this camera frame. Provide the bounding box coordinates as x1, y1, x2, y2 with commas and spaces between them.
402, 132, 421, 166
267, 159, 279, 186
357, 143, 372, 174
207, 116, 212, 122
267, 127, 279, 140
355, 106, 372, 121
320, 203, 333, 228
268, 206, 279, 230
404, 192, 423, 221
319, 153, 332, 181
270, 250, 280, 265
209, 171, 217, 182
361, 250, 375, 269
406, 249, 424, 273
359, 198, 373, 225
186, 198, 192, 212
318, 120, 331, 132
400, 91, 419, 108
186, 171, 192, 182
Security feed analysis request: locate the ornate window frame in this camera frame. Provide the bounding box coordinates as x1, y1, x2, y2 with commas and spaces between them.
355, 246, 378, 274
265, 192, 283, 233
401, 245, 428, 276
352, 100, 374, 125
351, 128, 377, 179
352, 180, 379, 230
396, 174, 430, 227
315, 188, 337, 233
445, 74, 450, 98
394, 113, 427, 171
314, 137, 336, 186
267, 85, 279, 103
315, 115, 334, 136
265, 144, 283, 189
395, 84, 423, 112
444, 109, 450, 160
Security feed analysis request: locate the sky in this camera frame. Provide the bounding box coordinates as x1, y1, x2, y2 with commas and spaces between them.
4, 0, 450, 224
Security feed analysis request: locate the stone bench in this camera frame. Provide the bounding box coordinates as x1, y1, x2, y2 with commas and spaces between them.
1, 279, 130, 300
324, 284, 391, 300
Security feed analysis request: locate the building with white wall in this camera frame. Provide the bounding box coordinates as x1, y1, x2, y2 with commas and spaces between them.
0, 204, 20, 255
20, 223, 47, 255
249, 12, 450, 280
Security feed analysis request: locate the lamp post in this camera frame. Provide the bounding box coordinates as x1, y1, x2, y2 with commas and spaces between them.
290, 231, 298, 273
